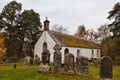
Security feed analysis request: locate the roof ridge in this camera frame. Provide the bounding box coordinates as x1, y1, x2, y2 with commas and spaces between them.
49, 30, 92, 42
49, 30, 78, 38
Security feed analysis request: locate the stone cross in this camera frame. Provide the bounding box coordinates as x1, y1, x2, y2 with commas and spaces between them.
76, 56, 89, 76
100, 56, 113, 79
64, 53, 75, 74
53, 44, 62, 73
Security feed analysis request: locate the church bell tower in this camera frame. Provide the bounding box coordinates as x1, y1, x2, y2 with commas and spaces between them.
44, 17, 50, 30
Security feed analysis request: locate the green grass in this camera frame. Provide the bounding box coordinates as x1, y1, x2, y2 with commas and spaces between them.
0, 62, 120, 80
113, 65, 120, 80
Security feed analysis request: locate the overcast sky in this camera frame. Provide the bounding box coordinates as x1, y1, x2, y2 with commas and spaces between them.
0, 0, 119, 34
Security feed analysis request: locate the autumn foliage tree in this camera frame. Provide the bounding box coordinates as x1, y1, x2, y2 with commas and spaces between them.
0, 32, 6, 57
75, 25, 88, 38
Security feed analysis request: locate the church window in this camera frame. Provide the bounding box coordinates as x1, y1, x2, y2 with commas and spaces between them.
43, 42, 47, 51
91, 49, 94, 58
97, 49, 99, 57
77, 49, 80, 56
64, 48, 69, 55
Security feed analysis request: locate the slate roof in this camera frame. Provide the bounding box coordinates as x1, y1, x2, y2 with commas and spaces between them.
48, 30, 98, 49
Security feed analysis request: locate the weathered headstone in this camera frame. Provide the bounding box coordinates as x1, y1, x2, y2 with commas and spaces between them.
100, 56, 113, 79
38, 44, 51, 73
64, 53, 75, 74
76, 56, 89, 76
24, 56, 33, 66
53, 44, 62, 73
41, 49, 50, 65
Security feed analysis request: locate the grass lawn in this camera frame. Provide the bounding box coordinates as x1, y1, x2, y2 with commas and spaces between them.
0, 62, 120, 80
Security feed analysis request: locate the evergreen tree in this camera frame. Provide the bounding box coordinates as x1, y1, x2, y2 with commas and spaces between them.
17, 9, 42, 57
107, 2, 120, 59
107, 2, 120, 37
0, 1, 22, 57
0, 1, 41, 57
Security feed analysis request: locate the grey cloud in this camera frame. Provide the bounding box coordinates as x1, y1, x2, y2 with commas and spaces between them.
0, 0, 119, 34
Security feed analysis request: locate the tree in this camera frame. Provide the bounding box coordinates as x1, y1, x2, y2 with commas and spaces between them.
74, 25, 89, 39
0, 32, 6, 57
0, 1, 22, 57
0, 32, 4, 45
107, 2, 120, 58
52, 24, 68, 33
17, 9, 42, 44
0, 1, 41, 57
107, 2, 120, 37
97, 24, 111, 41
101, 37, 120, 59
17, 9, 42, 57
96, 24, 112, 56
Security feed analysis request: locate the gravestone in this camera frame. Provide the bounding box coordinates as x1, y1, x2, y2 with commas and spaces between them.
76, 56, 89, 76
24, 56, 33, 66
64, 53, 75, 74
41, 49, 50, 65
53, 44, 62, 73
100, 56, 113, 79
38, 43, 51, 73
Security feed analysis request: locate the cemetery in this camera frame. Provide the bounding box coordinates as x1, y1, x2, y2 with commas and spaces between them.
0, 14, 120, 80
0, 57, 120, 80
0, 43, 120, 80
0, 1, 120, 80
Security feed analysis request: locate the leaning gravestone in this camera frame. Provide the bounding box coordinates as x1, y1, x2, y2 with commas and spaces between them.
64, 53, 75, 74
37, 46, 51, 73
100, 56, 113, 80
76, 56, 89, 76
53, 44, 62, 73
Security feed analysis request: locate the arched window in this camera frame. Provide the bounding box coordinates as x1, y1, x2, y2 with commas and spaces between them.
91, 49, 94, 58
64, 48, 69, 55
77, 49, 80, 56
35, 54, 38, 57
43, 42, 47, 51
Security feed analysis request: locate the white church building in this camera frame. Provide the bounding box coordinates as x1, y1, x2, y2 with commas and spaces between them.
34, 18, 101, 63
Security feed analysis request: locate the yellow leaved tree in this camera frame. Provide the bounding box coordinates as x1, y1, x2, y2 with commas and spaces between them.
0, 32, 6, 57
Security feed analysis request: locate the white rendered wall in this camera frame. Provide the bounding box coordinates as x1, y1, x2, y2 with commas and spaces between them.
61, 47, 101, 63
34, 31, 56, 62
